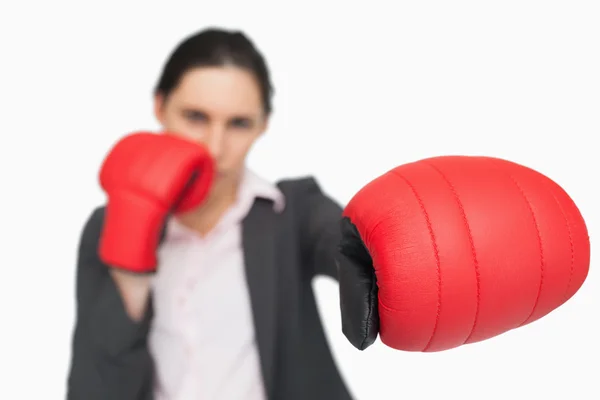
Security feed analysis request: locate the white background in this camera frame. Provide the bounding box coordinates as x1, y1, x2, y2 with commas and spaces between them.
1, 1, 599, 399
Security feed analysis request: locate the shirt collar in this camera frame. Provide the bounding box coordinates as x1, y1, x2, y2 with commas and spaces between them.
240, 169, 285, 213
166, 169, 285, 240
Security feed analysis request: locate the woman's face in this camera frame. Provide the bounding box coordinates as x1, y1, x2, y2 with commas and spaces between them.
154, 66, 267, 186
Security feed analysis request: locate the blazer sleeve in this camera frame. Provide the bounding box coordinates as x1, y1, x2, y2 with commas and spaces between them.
67, 207, 154, 400
292, 177, 345, 280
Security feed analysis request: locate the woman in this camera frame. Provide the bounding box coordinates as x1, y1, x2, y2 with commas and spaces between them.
67, 28, 355, 400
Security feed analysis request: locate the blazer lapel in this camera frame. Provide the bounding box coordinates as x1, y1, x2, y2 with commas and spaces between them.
242, 198, 279, 398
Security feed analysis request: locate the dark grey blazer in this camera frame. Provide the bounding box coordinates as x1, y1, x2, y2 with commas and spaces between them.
67, 177, 354, 400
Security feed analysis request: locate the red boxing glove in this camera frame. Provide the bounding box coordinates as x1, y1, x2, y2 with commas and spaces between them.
98, 132, 214, 273
338, 156, 590, 352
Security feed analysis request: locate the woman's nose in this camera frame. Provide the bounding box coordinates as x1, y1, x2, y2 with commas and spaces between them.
204, 127, 225, 161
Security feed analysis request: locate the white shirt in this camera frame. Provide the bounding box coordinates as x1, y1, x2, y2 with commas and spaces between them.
148, 169, 285, 400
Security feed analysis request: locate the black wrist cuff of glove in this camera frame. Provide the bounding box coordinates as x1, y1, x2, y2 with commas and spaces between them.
337, 217, 380, 350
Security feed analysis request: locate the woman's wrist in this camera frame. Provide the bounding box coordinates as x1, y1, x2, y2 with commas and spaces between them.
109, 268, 152, 322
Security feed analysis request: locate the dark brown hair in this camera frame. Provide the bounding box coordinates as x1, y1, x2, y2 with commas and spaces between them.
154, 28, 274, 114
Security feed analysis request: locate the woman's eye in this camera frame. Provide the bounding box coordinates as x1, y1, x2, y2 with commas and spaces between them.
231, 118, 253, 129
185, 111, 207, 122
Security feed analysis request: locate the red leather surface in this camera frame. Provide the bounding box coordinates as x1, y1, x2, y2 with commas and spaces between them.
343, 156, 590, 352
98, 132, 214, 271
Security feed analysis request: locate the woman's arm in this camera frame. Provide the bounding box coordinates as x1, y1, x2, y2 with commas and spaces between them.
67, 207, 153, 400
295, 178, 345, 280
